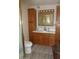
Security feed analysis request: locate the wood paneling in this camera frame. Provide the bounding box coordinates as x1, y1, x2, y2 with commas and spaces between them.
53, 6, 60, 59
55, 6, 60, 44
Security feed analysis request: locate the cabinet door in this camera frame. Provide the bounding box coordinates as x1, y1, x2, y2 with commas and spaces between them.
28, 8, 36, 41
29, 23, 35, 32
49, 36, 55, 46
28, 9, 36, 32
32, 33, 41, 44
47, 34, 55, 46
41, 34, 49, 46
28, 9, 36, 23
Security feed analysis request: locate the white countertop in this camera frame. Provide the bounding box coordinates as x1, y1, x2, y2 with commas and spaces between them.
32, 31, 55, 34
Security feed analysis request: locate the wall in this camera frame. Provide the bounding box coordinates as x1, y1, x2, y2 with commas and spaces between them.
20, 0, 29, 41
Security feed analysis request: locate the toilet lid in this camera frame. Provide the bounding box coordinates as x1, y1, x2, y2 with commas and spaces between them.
25, 41, 32, 47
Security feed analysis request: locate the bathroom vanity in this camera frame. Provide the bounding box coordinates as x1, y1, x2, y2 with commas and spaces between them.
32, 31, 55, 46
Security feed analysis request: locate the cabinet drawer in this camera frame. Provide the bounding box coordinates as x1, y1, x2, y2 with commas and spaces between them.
41, 35, 49, 46
32, 33, 41, 44
49, 36, 55, 46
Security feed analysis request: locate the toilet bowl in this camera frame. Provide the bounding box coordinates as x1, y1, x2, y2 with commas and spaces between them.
25, 41, 32, 54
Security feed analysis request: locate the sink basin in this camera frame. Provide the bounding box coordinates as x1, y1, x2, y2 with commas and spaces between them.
41, 31, 47, 32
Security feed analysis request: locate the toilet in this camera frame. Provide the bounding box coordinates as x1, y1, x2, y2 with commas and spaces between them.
25, 41, 32, 54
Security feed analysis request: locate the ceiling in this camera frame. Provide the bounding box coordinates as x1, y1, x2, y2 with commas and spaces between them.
26, 0, 60, 6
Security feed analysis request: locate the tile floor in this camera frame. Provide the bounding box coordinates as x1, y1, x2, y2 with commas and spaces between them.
20, 44, 53, 59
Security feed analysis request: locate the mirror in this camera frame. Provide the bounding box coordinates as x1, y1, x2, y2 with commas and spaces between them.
38, 9, 54, 26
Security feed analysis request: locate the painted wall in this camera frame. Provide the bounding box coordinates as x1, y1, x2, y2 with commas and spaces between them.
19, 0, 29, 58
21, 0, 29, 41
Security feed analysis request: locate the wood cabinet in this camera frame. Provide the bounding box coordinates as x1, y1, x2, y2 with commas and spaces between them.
28, 8, 36, 42
32, 32, 55, 46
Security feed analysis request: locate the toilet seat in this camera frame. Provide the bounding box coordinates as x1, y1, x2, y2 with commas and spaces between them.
25, 41, 32, 47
